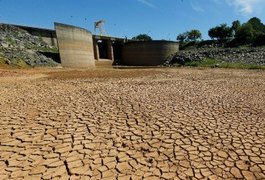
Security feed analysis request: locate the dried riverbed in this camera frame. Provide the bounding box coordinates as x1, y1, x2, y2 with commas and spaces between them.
0, 67, 264, 179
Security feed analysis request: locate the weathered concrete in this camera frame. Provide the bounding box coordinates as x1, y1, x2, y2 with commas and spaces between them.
107, 40, 114, 61
55, 23, 95, 68
93, 35, 125, 61
122, 41, 179, 66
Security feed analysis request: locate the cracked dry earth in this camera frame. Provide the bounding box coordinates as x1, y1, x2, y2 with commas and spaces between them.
0, 68, 265, 180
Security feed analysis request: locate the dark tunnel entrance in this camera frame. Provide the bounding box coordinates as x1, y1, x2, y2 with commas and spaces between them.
93, 36, 126, 63
97, 40, 109, 59
113, 41, 123, 64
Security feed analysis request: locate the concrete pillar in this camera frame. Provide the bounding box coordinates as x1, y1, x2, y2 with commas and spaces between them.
93, 39, 100, 60
107, 40, 114, 60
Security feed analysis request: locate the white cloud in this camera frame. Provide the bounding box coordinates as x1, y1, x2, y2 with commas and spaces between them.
226, 0, 265, 15
137, 0, 156, 9
191, 2, 204, 12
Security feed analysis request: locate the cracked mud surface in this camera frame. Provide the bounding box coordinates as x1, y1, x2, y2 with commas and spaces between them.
0, 68, 264, 179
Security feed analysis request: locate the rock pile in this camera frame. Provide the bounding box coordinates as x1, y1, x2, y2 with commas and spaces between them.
165, 47, 265, 66
0, 24, 58, 67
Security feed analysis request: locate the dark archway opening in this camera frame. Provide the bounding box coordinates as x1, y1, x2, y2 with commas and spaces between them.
97, 40, 108, 59
39, 51, 61, 63
113, 41, 123, 65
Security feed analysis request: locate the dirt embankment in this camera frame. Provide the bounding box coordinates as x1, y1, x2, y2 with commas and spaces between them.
0, 24, 59, 67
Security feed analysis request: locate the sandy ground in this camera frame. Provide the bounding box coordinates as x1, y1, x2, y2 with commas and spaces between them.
0, 67, 264, 180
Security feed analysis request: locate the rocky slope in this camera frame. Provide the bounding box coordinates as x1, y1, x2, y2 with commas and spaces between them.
165, 47, 265, 66
0, 24, 59, 67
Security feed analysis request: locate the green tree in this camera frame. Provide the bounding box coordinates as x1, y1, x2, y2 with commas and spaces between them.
176, 32, 188, 43
187, 29, 202, 42
235, 23, 255, 44
231, 20, 241, 32
132, 34, 152, 41
208, 23, 233, 40
208, 27, 218, 40
247, 17, 265, 33
234, 17, 265, 44
231, 20, 241, 36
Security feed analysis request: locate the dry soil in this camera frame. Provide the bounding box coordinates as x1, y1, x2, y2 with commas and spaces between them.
0, 67, 264, 180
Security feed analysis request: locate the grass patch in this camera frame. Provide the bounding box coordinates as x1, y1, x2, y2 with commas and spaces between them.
185, 59, 218, 67
184, 58, 265, 70
6, 37, 16, 46
33, 46, 58, 53
0, 57, 29, 68
0, 57, 7, 64
220, 62, 265, 69
0, 57, 10, 68
14, 59, 29, 68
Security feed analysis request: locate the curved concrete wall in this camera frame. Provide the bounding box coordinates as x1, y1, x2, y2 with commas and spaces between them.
122, 41, 179, 66
55, 23, 95, 68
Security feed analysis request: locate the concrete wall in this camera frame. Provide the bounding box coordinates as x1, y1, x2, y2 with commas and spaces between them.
122, 41, 179, 66
8, 23, 179, 67
55, 23, 95, 68
14, 25, 58, 47
93, 35, 125, 61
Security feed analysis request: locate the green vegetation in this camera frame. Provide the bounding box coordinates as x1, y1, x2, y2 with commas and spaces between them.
13, 59, 29, 67
0, 56, 29, 68
6, 37, 17, 46
33, 46, 58, 53
183, 58, 265, 70
0, 57, 7, 64
177, 17, 265, 47
208, 24, 233, 40
177, 29, 202, 43
132, 34, 152, 41
0, 57, 11, 68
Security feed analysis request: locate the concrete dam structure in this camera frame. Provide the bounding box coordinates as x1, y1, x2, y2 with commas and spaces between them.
12, 23, 179, 68
55, 23, 95, 68
122, 41, 179, 66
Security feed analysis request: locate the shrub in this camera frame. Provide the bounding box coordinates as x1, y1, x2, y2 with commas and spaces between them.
132, 34, 152, 41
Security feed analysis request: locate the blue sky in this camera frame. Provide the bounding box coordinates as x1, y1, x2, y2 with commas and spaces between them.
0, 0, 265, 40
